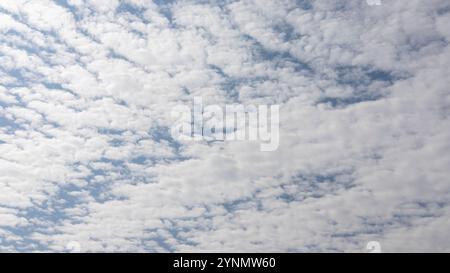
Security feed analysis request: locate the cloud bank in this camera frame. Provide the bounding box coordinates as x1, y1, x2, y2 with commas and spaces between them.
0, 0, 449, 252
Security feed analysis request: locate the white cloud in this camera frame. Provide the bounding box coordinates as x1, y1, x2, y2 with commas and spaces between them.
0, 0, 449, 252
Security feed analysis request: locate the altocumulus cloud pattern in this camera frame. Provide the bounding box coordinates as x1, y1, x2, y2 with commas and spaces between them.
0, 0, 449, 252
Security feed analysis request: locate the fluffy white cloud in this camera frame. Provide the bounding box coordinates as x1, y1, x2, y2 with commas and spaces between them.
0, 0, 449, 252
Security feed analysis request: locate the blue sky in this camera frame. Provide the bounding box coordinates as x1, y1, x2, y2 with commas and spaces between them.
0, 0, 450, 252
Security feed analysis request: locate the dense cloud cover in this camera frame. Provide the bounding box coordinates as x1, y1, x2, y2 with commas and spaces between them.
0, 0, 449, 252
